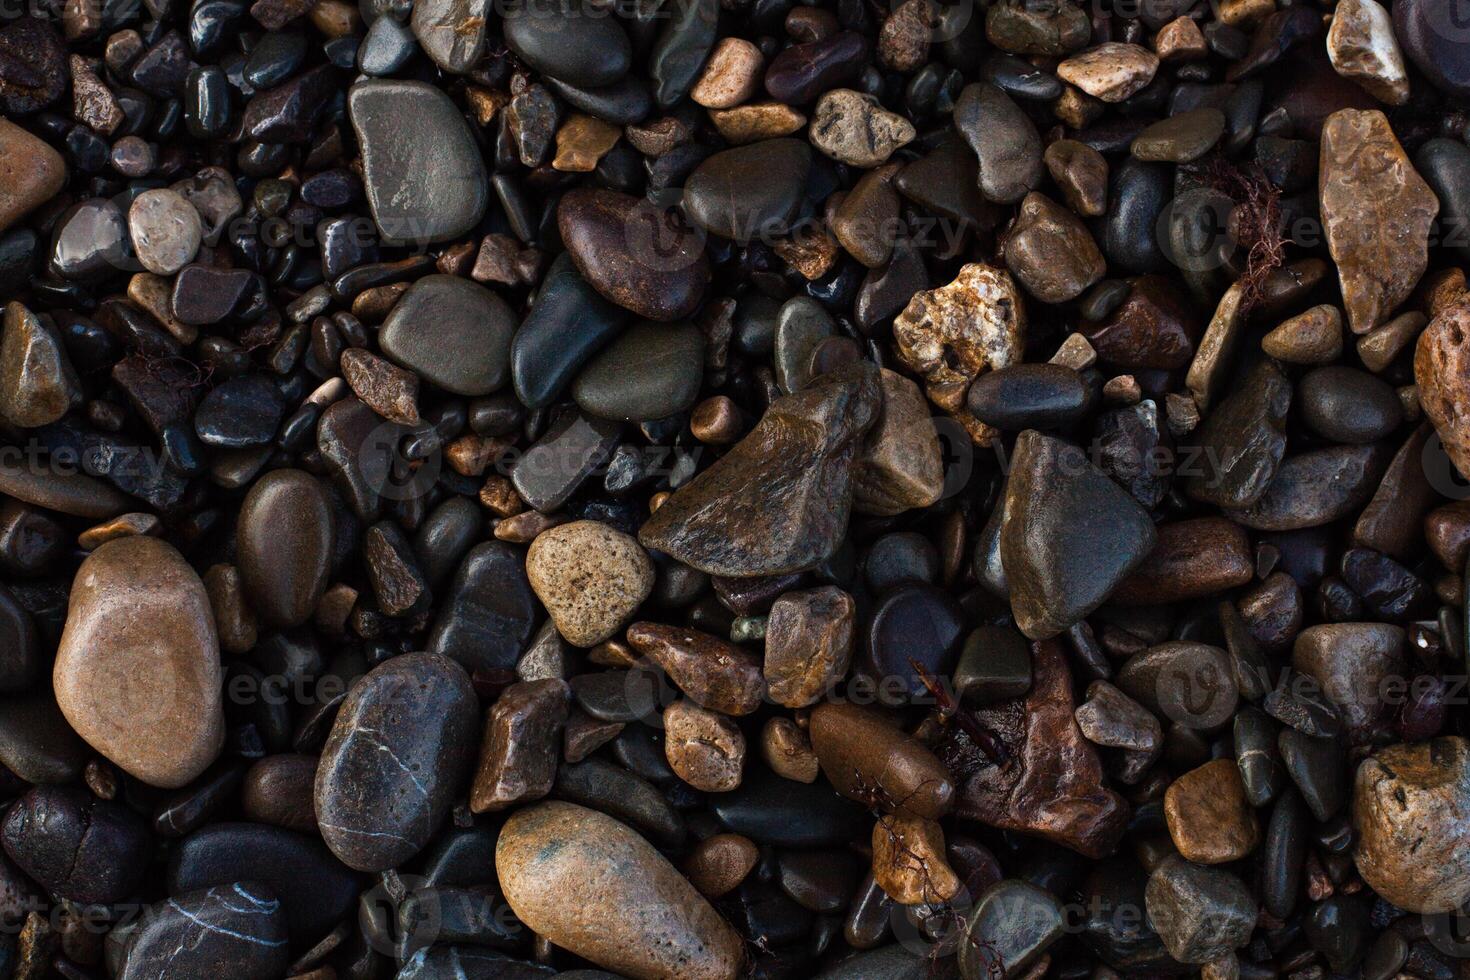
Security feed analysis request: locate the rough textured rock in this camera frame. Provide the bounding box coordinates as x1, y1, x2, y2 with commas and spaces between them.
1353, 737, 1470, 913
639, 362, 880, 576
763, 586, 855, 708
497, 802, 745, 979
54, 537, 223, 789
955, 640, 1129, 858
527, 521, 654, 647
1003, 192, 1105, 304
809, 88, 914, 167
1057, 43, 1159, 101
1326, 0, 1409, 105
893, 263, 1025, 443
1320, 109, 1438, 334
851, 369, 944, 516
1415, 302, 1470, 480
626, 622, 764, 715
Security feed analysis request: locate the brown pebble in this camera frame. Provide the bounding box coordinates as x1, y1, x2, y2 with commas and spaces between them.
341, 347, 419, 425
682, 833, 759, 899
871, 814, 960, 905
1262, 305, 1344, 364
691, 37, 763, 109
470, 679, 570, 813
1163, 758, 1261, 864
708, 102, 807, 144
760, 717, 819, 783
77, 512, 160, 550
1114, 517, 1253, 605
809, 702, 953, 819
241, 754, 318, 834
663, 699, 746, 792
626, 621, 764, 715
202, 563, 258, 656
552, 114, 622, 173
0, 119, 67, 234
763, 586, 855, 708
690, 395, 743, 444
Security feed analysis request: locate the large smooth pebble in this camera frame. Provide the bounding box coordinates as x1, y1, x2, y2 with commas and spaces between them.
379, 274, 516, 396
236, 468, 334, 629
54, 537, 223, 789
315, 652, 479, 872
497, 801, 744, 980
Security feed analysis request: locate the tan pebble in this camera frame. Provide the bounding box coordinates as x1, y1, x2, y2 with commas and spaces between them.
663, 699, 746, 792
761, 717, 819, 783
709, 102, 807, 144
691, 37, 763, 109
526, 520, 654, 646
1057, 43, 1160, 103
202, 563, 259, 656
552, 114, 622, 173
1261, 305, 1344, 364
1163, 758, 1261, 864
872, 814, 961, 905
683, 833, 759, 898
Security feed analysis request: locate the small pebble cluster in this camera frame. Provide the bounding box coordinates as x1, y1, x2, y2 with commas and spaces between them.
0, 0, 1469, 978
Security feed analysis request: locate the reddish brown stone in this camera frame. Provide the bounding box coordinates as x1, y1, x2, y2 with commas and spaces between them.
1163, 759, 1261, 864
682, 833, 758, 898
1416, 302, 1470, 480
471, 679, 570, 813
1081, 275, 1202, 370
1426, 498, 1470, 571
954, 640, 1129, 858
763, 586, 855, 707
1113, 517, 1253, 605
663, 699, 745, 792
626, 622, 764, 715
809, 702, 953, 820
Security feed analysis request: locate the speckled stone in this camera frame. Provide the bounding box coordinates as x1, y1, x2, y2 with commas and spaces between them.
527, 521, 655, 647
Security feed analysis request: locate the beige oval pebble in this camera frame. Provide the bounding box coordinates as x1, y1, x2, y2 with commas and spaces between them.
497, 801, 745, 980
526, 520, 654, 646
54, 536, 224, 788
127, 188, 202, 275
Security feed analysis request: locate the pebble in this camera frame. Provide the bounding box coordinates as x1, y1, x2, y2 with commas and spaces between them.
954, 625, 1033, 705
572, 320, 705, 421
1163, 758, 1261, 864
1102, 159, 1171, 276
497, 802, 744, 979
1074, 680, 1159, 754
1130, 108, 1226, 163
872, 814, 959, 905
640, 363, 879, 575
0, 119, 67, 234
832, 168, 901, 267
512, 252, 628, 409
1145, 855, 1256, 964
878, 0, 933, 71
1353, 737, 1470, 912
0, 301, 81, 429
410, 0, 486, 74
1262, 304, 1344, 364
119, 885, 288, 980
527, 521, 654, 647
126, 188, 201, 276
1114, 517, 1253, 605
1043, 139, 1108, 217
2, 785, 149, 904
864, 582, 965, 697
954, 82, 1042, 204
1327, 0, 1409, 105
503, 0, 630, 87
50, 197, 129, 281
985, 0, 1088, 55
379, 274, 516, 396
711, 766, 868, 847
54, 537, 223, 789
763, 30, 867, 105
1226, 443, 1392, 531
1320, 109, 1437, 334
236, 468, 334, 629
627, 621, 763, 715
1118, 640, 1238, 730
1000, 430, 1157, 639
894, 263, 1025, 440
428, 542, 536, 673
1187, 358, 1291, 508
691, 37, 763, 109
957, 640, 1128, 858
552, 114, 621, 173
1057, 43, 1159, 102
809, 89, 914, 168
959, 880, 1065, 980
810, 702, 952, 818
558, 187, 710, 322
314, 653, 479, 871
1299, 365, 1402, 444
683, 138, 812, 242
348, 79, 488, 244
708, 102, 807, 144
761, 717, 818, 783
1394, 0, 1470, 98
966, 363, 1090, 431
683, 833, 759, 898
851, 369, 944, 516
663, 699, 745, 792
510, 409, 621, 513
764, 586, 854, 707
649, 0, 718, 108
1415, 303, 1470, 479
241, 755, 318, 834
1004, 192, 1104, 303
471, 678, 570, 812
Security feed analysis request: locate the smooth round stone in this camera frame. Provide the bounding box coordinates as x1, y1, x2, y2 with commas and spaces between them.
552, 758, 685, 848
242, 755, 318, 834
1117, 641, 1238, 731
0, 692, 88, 784
809, 702, 953, 819
778, 850, 857, 913
966, 363, 1089, 430
50, 198, 130, 281
429, 542, 538, 672
1279, 728, 1346, 821
981, 51, 1064, 101
167, 822, 359, 945
1394, 0, 1470, 98
1103, 159, 1170, 274
512, 252, 628, 410
379, 274, 516, 396
1225, 443, 1392, 531
504, 0, 631, 87
127, 188, 201, 275
1298, 365, 1401, 444
358, 15, 416, 75
237, 469, 334, 629
119, 885, 289, 980
2, 785, 149, 904
497, 802, 745, 979
954, 82, 1042, 204
348, 79, 488, 244
572, 320, 705, 421
710, 766, 868, 846
774, 296, 835, 394
315, 653, 479, 872
864, 531, 938, 592
558, 187, 710, 321
54, 537, 224, 789
1417, 138, 1470, 263
528, 521, 654, 647
194, 374, 286, 448
864, 583, 965, 698
411, 0, 487, 74
243, 30, 307, 88
763, 31, 868, 105
1353, 736, 1470, 913
683, 138, 812, 242
959, 880, 1064, 980
1130, 108, 1226, 163
1305, 894, 1370, 973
